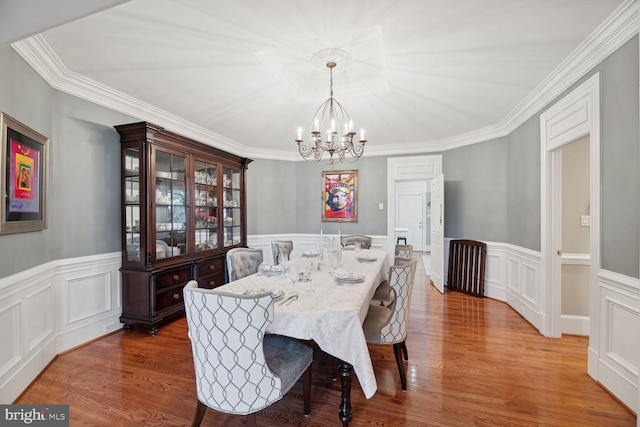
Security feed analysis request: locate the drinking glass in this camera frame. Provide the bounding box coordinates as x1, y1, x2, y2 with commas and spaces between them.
287, 264, 298, 284
278, 254, 290, 274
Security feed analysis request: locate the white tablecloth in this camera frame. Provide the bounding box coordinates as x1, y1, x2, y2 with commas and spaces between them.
217, 249, 388, 399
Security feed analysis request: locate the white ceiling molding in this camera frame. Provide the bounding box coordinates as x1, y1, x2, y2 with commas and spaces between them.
11, 35, 249, 158
10, 0, 639, 160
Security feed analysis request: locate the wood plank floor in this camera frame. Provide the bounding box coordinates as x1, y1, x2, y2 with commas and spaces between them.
16, 257, 636, 426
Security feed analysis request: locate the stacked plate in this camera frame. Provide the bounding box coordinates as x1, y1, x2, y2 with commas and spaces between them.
334, 270, 365, 284
260, 265, 283, 276
355, 253, 377, 262
302, 250, 320, 257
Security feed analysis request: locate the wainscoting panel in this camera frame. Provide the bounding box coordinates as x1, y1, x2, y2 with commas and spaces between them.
596, 270, 640, 410
0, 252, 122, 403
24, 284, 54, 353
0, 302, 21, 378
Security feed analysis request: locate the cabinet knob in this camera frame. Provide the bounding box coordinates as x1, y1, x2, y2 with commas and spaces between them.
208, 265, 215, 271
209, 281, 215, 287
172, 274, 180, 281
173, 293, 180, 300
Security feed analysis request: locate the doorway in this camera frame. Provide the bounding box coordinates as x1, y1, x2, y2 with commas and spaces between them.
395, 180, 429, 252
559, 137, 591, 336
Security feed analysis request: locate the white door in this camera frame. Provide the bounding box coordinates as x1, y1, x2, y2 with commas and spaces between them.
430, 174, 444, 293
397, 191, 425, 251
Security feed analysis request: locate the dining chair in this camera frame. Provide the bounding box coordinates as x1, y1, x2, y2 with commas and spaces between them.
395, 244, 413, 259
371, 256, 411, 306
183, 281, 312, 427
362, 257, 417, 391
340, 234, 372, 249
271, 240, 293, 265
226, 248, 263, 282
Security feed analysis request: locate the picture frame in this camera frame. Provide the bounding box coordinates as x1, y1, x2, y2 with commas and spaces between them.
0, 113, 49, 234
322, 169, 358, 222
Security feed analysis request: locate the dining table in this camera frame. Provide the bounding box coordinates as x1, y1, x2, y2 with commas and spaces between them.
216, 247, 389, 426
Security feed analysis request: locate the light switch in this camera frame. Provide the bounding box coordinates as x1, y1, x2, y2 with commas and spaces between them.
580, 215, 590, 227
379, 203, 384, 210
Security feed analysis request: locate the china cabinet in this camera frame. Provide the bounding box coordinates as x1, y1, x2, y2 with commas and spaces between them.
116, 122, 251, 334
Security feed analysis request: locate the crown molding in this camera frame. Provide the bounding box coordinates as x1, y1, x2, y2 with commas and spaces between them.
11, 0, 639, 161
11, 35, 248, 158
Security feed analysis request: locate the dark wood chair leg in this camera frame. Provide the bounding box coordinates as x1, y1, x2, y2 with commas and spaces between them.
393, 342, 407, 391
303, 364, 312, 415
332, 356, 338, 380
400, 340, 409, 361
247, 412, 257, 427
191, 400, 207, 427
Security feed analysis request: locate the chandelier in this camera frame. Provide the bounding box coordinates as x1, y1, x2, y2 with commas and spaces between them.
295, 61, 366, 164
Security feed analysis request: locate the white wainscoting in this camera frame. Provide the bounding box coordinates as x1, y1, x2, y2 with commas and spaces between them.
0, 252, 122, 402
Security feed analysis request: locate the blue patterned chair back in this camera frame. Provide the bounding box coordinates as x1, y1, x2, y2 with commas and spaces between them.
226, 248, 263, 281
271, 240, 293, 265
183, 281, 281, 415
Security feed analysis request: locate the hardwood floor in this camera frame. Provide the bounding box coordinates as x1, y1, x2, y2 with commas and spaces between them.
16, 257, 636, 426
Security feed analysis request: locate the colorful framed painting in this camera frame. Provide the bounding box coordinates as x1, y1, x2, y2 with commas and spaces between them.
0, 113, 49, 234
322, 169, 358, 222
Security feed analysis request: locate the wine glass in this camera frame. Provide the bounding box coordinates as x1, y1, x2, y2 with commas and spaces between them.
278, 253, 290, 275
287, 264, 298, 284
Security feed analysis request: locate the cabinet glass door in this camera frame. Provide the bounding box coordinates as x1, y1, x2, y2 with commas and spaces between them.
154, 149, 187, 260
124, 147, 141, 262
194, 160, 218, 252
223, 167, 241, 247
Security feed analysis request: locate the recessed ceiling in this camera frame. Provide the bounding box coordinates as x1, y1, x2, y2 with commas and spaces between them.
11, 0, 630, 159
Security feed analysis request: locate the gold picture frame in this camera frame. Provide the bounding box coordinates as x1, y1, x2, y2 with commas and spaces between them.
322, 169, 358, 222
0, 113, 49, 234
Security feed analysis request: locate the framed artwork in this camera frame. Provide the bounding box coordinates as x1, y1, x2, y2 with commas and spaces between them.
322, 169, 358, 222
0, 113, 49, 234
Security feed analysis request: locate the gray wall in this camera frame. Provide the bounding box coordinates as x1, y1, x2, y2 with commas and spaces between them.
442, 136, 508, 242
1, 34, 638, 281
441, 36, 639, 279
0, 46, 133, 277
246, 156, 388, 236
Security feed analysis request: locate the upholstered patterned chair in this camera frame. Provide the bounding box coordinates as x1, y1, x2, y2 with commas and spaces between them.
363, 258, 417, 391
226, 248, 263, 282
340, 234, 372, 249
183, 281, 312, 426
371, 256, 411, 305
271, 240, 293, 265
395, 244, 413, 259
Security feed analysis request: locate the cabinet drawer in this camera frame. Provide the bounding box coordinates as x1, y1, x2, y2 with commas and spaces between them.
197, 257, 225, 277
197, 271, 225, 289
156, 285, 184, 311
155, 267, 192, 291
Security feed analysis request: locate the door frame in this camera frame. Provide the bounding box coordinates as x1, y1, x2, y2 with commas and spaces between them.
387, 155, 442, 254
540, 73, 600, 374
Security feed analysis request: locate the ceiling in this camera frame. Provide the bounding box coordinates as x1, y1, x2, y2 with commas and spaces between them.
5, 0, 632, 160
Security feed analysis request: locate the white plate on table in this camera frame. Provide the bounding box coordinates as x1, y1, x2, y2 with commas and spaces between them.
334, 271, 365, 284
355, 254, 377, 262
336, 276, 365, 284
261, 265, 283, 276
302, 250, 320, 257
